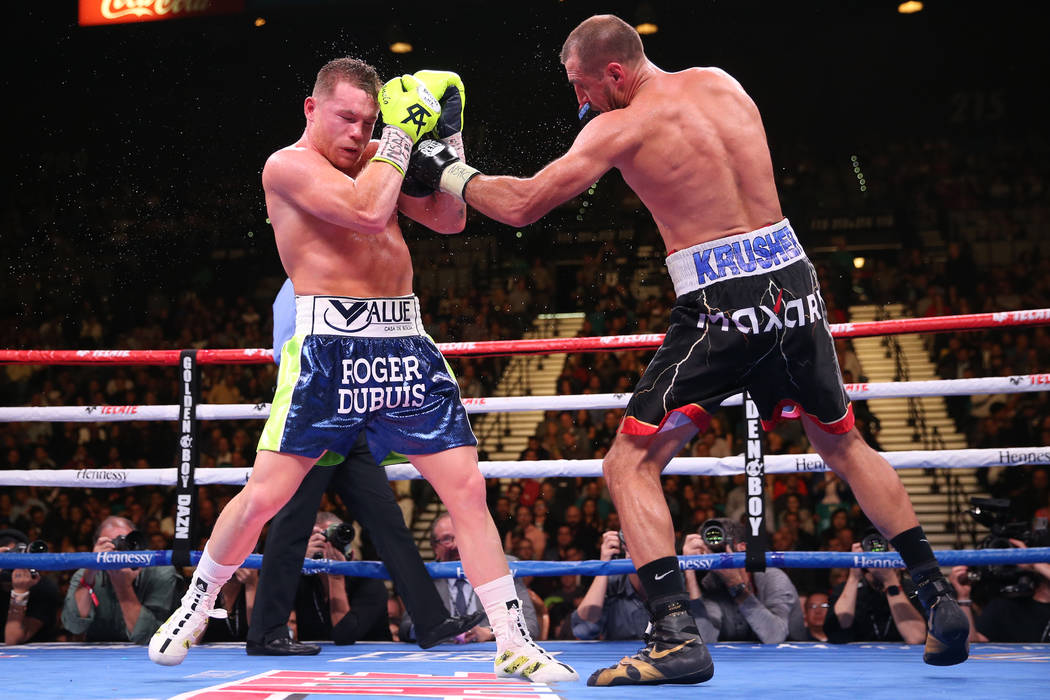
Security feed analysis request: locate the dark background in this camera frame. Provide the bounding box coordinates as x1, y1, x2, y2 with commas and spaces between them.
4, 0, 1045, 334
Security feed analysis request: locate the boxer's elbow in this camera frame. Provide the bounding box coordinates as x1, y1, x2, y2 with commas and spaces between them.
351, 206, 390, 236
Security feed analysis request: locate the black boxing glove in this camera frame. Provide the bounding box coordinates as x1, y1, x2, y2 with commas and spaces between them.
405, 139, 480, 201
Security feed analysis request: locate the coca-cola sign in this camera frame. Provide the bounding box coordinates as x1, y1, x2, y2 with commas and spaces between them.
79, 0, 244, 27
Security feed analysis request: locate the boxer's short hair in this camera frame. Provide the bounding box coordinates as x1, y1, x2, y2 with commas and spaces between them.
314, 57, 382, 101
561, 14, 644, 74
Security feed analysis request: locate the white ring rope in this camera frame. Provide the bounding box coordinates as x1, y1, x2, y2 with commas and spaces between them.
1, 446, 1047, 487
2, 373, 1047, 423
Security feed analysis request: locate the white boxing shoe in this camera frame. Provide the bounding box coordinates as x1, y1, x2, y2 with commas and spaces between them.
148, 577, 226, 666
493, 599, 578, 683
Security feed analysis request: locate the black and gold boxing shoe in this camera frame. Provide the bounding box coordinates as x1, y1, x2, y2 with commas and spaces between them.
916, 576, 970, 666
587, 598, 714, 686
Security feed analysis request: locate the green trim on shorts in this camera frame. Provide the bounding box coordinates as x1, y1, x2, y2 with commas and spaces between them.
258, 334, 304, 453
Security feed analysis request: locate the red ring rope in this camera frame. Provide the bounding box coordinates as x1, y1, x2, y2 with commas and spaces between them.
2, 308, 1048, 365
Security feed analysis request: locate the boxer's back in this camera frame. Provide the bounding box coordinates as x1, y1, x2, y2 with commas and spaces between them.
617, 67, 783, 252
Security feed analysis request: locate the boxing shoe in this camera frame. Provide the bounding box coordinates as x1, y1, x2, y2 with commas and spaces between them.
916, 575, 970, 666
493, 599, 578, 683
588, 596, 713, 686
149, 577, 227, 666
417, 611, 487, 649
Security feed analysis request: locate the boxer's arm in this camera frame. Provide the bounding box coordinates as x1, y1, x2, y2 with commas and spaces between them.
464, 118, 622, 227
263, 147, 404, 235
397, 190, 466, 234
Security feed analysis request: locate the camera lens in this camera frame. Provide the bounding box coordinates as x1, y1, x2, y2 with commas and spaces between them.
861, 530, 889, 553
700, 519, 728, 552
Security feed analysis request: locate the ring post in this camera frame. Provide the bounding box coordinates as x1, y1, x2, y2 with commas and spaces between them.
744, 391, 768, 572
172, 350, 200, 568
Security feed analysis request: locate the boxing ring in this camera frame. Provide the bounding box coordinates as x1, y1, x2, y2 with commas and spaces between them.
2, 308, 1050, 699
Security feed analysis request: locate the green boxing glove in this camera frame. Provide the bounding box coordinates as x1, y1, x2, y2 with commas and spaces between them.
412, 69, 465, 138
372, 74, 441, 175
402, 69, 467, 197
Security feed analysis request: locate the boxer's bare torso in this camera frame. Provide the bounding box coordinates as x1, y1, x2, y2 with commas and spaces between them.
261, 79, 463, 300
466, 61, 783, 255
596, 67, 784, 253
264, 140, 415, 298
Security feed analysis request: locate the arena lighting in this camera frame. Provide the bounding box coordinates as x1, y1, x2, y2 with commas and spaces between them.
253, 17, 266, 27
853, 257, 866, 269
386, 23, 413, 54
898, 1, 924, 14
635, 1, 658, 35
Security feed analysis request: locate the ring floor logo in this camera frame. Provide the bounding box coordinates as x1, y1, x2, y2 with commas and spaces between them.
171, 670, 559, 699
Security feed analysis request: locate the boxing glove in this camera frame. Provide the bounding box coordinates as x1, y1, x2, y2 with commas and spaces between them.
412, 69, 465, 138
402, 70, 467, 197
372, 75, 441, 175
406, 139, 480, 201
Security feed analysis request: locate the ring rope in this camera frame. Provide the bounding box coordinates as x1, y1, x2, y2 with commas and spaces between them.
2, 548, 1047, 576
2, 447, 1047, 488
2, 308, 1049, 365
2, 374, 1047, 424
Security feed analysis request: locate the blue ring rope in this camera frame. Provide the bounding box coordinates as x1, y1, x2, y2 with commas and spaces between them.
2, 547, 1047, 577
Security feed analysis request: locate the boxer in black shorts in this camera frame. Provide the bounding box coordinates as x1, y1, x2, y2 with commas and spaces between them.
410, 14, 970, 684
622, 220, 854, 437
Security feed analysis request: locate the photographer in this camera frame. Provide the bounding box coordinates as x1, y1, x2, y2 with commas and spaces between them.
287, 512, 391, 645
61, 516, 178, 643
1, 528, 61, 644
684, 518, 805, 643
571, 530, 649, 640
950, 538, 1050, 643
824, 539, 926, 645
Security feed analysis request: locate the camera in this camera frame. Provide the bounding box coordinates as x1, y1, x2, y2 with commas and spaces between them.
860, 528, 889, 553
963, 497, 1050, 600
700, 519, 731, 553
312, 522, 355, 560
0, 539, 48, 585
111, 530, 147, 551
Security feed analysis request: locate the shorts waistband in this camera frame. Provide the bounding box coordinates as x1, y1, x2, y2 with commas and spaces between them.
665, 219, 806, 297
295, 294, 424, 338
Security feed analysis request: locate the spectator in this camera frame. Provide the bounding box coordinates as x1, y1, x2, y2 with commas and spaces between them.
400, 515, 540, 643
571, 531, 648, 640
949, 538, 1050, 643
802, 591, 830, 641
824, 542, 926, 645
61, 516, 178, 643
285, 512, 391, 645
683, 518, 805, 643
1, 528, 62, 644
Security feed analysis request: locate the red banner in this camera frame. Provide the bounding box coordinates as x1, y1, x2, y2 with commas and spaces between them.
79, 0, 244, 27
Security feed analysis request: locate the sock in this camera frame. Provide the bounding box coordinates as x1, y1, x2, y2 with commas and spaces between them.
193, 543, 241, 589
474, 575, 519, 646
637, 557, 687, 616
889, 526, 941, 585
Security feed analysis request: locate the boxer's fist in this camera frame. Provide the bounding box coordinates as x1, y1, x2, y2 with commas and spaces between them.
379, 75, 440, 143
406, 139, 481, 201
413, 69, 465, 138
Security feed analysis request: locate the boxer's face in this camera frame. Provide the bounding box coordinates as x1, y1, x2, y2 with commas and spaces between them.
306, 80, 379, 170
564, 53, 615, 115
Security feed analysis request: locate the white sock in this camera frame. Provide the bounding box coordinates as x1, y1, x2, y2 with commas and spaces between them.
474, 575, 520, 646
193, 543, 240, 589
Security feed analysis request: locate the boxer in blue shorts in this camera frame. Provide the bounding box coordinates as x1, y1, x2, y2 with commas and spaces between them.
260, 293, 477, 462
150, 58, 576, 684
411, 13, 969, 684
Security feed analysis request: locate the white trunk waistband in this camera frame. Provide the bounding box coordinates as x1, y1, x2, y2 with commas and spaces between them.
664, 219, 806, 297
295, 295, 424, 338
